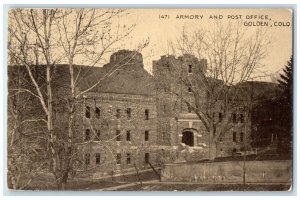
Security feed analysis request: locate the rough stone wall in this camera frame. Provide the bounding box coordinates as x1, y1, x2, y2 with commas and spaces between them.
153, 54, 252, 159
78, 92, 158, 176
161, 160, 292, 184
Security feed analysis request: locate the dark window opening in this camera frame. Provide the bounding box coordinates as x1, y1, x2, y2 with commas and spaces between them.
182, 131, 194, 146
116, 130, 121, 141
188, 105, 192, 113
145, 153, 149, 164
145, 130, 149, 141
85, 106, 90, 118
145, 109, 149, 120
116, 109, 121, 119
116, 153, 121, 164
85, 153, 90, 165
240, 114, 244, 123
188, 86, 192, 93
85, 129, 90, 141
219, 132, 224, 141
163, 105, 166, 114
188, 64, 192, 73
95, 130, 100, 141
219, 113, 223, 122
232, 113, 237, 123
95, 107, 100, 119
164, 86, 168, 92
232, 148, 237, 153
233, 132, 237, 142
126, 130, 131, 141
162, 132, 166, 141
95, 153, 100, 164
126, 153, 131, 164
240, 132, 244, 142
127, 108, 132, 120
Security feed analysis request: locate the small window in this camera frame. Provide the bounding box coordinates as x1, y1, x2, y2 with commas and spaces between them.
116, 109, 121, 119
188, 105, 192, 113
145, 109, 149, 120
145, 130, 149, 141
232, 113, 237, 124
219, 113, 223, 122
95, 153, 100, 164
240, 132, 244, 142
145, 153, 149, 164
163, 105, 166, 114
127, 108, 132, 120
126, 130, 131, 141
126, 153, 131, 164
116, 153, 121, 164
95, 130, 100, 141
85, 129, 90, 141
162, 132, 166, 141
95, 107, 100, 119
233, 132, 237, 142
85, 153, 90, 165
116, 130, 121, 141
188, 64, 192, 73
240, 114, 244, 123
188, 86, 192, 93
85, 106, 91, 118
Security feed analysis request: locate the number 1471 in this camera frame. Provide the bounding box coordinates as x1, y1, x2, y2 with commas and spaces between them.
159, 15, 170, 19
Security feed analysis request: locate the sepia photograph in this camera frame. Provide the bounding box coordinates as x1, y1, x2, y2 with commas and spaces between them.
6, 7, 293, 192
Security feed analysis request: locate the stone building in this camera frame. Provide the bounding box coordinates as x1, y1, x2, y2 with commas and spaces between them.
153, 54, 252, 160
8, 49, 263, 179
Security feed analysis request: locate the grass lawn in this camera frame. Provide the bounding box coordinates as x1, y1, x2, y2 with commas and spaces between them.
115, 183, 291, 191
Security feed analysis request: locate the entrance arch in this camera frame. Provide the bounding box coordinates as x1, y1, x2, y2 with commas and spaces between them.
182, 130, 194, 146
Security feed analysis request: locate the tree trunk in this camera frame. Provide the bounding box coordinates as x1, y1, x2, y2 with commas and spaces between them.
208, 126, 217, 160
209, 140, 217, 160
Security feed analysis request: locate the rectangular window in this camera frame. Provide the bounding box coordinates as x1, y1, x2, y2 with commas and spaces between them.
126, 153, 131, 164
85, 153, 90, 165
116, 130, 121, 141
219, 113, 223, 122
85, 106, 90, 118
85, 129, 90, 141
95, 107, 100, 119
240, 132, 244, 142
127, 108, 132, 120
188, 86, 192, 93
162, 132, 166, 141
232, 113, 237, 123
240, 114, 244, 123
116, 153, 121, 164
188, 64, 192, 73
126, 130, 131, 141
145, 153, 149, 164
163, 105, 166, 114
145, 109, 149, 120
95, 153, 100, 164
116, 109, 121, 119
233, 132, 237, 142
95, 130, 100, 141
145, 130, 149, 141
188, 105, 192, 113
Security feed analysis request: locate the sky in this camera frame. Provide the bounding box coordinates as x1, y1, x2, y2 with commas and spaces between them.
115, 8, 293, 81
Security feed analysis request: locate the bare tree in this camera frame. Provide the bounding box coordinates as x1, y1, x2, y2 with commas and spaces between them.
8, 8, 61, 188
8, 8, 149, 190
160, 23, 269, 160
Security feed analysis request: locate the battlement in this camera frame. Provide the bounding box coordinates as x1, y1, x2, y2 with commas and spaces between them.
109, 49, 143, 66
